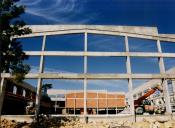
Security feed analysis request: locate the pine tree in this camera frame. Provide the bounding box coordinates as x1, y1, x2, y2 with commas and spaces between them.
0, 0, 31, 82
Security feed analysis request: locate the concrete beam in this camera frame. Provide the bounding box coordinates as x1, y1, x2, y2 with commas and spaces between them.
16, 30, 175, 43
15, 25, 175, 42
1, 73, 175, 79
26, 25, 158, 36
159, 34, 175, 39
24, 51, 175, 58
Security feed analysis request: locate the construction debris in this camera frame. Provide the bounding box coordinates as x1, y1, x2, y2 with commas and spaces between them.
0, 118, 28, 128
1, 116, 175, 128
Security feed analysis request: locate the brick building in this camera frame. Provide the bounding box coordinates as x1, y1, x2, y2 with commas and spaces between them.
48, 90, 126, 115
1, 79, 36, 115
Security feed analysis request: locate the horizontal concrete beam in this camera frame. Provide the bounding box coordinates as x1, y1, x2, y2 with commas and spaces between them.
47, 89, 125, 95
25, 51, 127, 56
15, 29, 85, 38
1, 73, 175, 79
16, 29, 175, 43
87, 30, 175, 42
15, 25, 175, 42
24, 51, 175, 58
27, 25, 158, 36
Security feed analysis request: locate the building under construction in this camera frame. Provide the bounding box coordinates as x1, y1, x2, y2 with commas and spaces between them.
1, 25, 175, 117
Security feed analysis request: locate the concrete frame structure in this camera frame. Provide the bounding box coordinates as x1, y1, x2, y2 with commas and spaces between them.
1, 25, 175, 117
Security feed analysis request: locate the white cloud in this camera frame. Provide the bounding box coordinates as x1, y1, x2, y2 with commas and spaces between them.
18, 0, 95, 23
20, 0, 42, 6
29, 65, 73, 73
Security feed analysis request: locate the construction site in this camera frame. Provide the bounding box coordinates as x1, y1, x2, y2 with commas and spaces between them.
1, 25, 175, 127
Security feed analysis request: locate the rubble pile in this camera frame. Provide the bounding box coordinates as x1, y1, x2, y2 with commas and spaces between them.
131, 118, 175, 128
59, 117, 175, 128
1, 116, 175, 128
0, 118, 28, 128
0, 117, 60, 128
1, 119, 17, 128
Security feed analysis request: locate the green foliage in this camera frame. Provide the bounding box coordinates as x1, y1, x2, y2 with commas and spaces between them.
0, 0, 32, 82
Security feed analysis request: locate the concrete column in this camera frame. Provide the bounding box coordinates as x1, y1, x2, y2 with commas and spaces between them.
65, 93, 67, 114
106, 91, 108, 115
125, 36, 135, 115
172, 81, 175, 95
0, 78, 6, 116
39, 35, 46, 73
55, 95, 57, 113
172, 81, 175, 108
125, 36, 130, 52
84, 32, 87, 73
162, 79, 172, 113
84, 79, 87, 116
116, 106, 118, 115
74, 92, 76, 115
97, 92, 99, 115
157, 39, 172, 113
128, 79, 135, 115
35, 35, 46, 117
54, 101, 56, 113
84, 32, 87, 117
35, 78, 42, 116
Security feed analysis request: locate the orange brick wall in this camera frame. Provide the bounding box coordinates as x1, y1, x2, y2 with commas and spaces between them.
65, 92, 126, 108
76, 99, 84, 108
87, 99, 97, 108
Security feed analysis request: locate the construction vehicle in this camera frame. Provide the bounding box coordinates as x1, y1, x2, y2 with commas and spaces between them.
134, 84, 165, 115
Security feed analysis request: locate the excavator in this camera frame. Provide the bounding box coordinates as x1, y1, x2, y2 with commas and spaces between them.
134, 84, 165, 115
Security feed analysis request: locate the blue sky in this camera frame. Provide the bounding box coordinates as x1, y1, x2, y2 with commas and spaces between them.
17, 0, 175, 92
18, 0, 175, 33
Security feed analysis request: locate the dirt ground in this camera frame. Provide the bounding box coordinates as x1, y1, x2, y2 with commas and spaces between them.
1, 116, 175, 128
